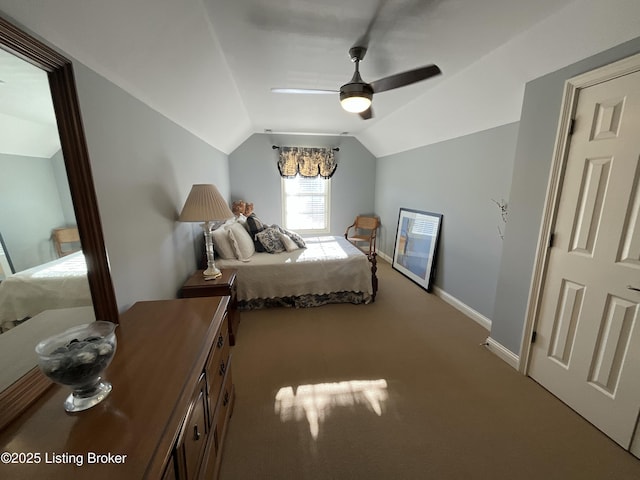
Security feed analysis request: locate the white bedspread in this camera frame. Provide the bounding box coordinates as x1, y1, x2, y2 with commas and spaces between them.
0, 251, 91, 328
216, 236, 373, 301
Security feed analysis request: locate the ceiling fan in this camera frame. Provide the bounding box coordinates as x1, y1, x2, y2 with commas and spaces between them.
271, 46, 441, 120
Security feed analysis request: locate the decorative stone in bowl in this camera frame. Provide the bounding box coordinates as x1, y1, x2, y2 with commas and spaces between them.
35, 321, 117, 412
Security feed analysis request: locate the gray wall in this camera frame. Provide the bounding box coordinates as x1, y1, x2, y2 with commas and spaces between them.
492, 36, 640, 355
73, 62, 231, 311
375, 123, 518, 320
0, 152, 67, 270
229, 133, 376, 235
51, 149, 77, 226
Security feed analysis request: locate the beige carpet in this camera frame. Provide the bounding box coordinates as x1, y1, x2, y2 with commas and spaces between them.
218, 259, 640, 479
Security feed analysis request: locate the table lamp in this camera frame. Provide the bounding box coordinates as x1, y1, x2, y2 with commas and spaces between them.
179, 184, 233, 279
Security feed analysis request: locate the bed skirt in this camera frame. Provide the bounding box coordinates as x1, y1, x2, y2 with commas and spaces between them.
238, 291, 372, 310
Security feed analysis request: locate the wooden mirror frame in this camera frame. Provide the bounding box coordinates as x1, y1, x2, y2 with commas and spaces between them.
0, 15, 118, 428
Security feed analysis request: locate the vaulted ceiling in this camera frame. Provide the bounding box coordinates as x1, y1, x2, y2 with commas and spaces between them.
1, 0, 639, 157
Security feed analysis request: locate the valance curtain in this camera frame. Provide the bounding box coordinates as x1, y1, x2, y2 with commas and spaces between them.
277, 147, 338, 179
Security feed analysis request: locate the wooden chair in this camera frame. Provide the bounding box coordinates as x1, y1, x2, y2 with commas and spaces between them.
345, 215, 380, 256
52, 227, 81, 257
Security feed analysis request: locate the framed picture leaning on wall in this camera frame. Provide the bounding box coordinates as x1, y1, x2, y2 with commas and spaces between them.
392, 208, 442, 292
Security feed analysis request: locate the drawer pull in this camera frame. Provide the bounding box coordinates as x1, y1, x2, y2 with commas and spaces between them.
193, 425, 201, 441
219, 361, 226, 376
223, 391, 229, 407
217, 335, 224, 348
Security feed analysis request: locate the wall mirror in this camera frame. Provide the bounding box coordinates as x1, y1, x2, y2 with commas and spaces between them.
0, 15, 118, 428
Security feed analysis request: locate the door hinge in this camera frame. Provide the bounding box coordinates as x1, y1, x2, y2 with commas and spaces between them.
548, 233, 555, 248
568, 118, 575, 135
531, 331, 537, 344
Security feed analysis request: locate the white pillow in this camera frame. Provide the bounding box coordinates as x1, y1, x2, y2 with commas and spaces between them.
279, 232, 300, 252
210, 225, 236, 259
227, 222, 255, 261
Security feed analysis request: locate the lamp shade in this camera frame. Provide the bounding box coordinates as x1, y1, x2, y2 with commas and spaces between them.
179, 184, 233, 222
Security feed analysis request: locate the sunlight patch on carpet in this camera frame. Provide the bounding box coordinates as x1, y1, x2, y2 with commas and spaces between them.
274, 379, 388, 439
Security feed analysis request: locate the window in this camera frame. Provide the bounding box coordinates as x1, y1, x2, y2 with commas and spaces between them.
282, 176, 331, 233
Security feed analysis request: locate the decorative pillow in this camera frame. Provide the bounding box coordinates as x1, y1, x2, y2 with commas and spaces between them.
256, 227, 285, 253
278, 232, 300, 252
277, 226, 306, 249
245, 213, 267, 252
232, 213, 247, 226
210, 225, 236, 259
227, 221, 255, 261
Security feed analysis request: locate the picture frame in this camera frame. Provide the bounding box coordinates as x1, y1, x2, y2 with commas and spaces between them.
392, 208, 442, 292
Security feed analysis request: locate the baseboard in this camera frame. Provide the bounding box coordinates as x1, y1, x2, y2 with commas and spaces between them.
382, 254, 520, 370
432, 286, 492, 331
377, 251, 392, 263
485, 337, 520, 370
429, 288, 521, 370
380, 253, 491, 331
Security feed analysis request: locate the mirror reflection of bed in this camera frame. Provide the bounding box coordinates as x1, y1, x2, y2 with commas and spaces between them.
0, 46, 90, 334
0, 249, 91, 332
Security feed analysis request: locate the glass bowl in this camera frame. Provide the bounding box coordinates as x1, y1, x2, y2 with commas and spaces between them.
35, 321, 117, 412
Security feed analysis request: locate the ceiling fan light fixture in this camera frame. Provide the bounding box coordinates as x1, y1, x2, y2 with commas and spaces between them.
340, 94, 371, 113
340, 83, 373, 113
271, 45, 440, 120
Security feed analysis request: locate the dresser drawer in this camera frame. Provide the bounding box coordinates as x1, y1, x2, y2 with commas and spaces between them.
176, 373, 209, 480
205, 321, 230, 423
214, 364, 234, 450
202, 362, 234, 480
205, 312, 228, 372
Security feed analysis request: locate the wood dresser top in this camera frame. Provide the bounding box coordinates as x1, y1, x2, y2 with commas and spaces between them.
0, 296, 228, 480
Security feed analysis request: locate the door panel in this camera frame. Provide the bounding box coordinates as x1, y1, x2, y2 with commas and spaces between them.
529, 69, 640, 449
618, 172, 640, 266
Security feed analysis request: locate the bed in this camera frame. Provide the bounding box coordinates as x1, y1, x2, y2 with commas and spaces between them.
215, 234, 377, 309
0, 251, 91, 331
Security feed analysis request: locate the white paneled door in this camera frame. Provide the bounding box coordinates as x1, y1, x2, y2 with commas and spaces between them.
528, 67, 640, 450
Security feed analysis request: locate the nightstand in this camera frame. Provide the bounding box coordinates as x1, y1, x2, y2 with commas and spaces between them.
181, 268, 240, 345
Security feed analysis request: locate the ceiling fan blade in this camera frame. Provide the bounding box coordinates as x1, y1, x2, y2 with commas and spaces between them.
352, 0, 385, 51
271, 88, 338, 95
359, 107, 373, 120
370, 64, 441, 93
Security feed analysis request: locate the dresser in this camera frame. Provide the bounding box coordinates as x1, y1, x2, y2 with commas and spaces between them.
0, 296, 234, 480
